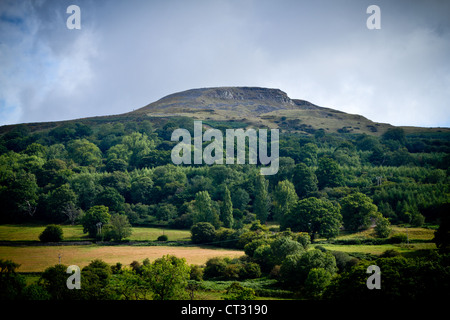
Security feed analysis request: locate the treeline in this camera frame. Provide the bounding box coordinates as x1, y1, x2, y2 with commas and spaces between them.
0, 118, 449, 237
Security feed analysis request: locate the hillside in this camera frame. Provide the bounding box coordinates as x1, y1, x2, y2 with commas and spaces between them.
2, 86, 449, 136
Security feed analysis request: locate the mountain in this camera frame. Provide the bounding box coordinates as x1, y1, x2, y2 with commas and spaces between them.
1, 86, 449, 136
128, 86, 448, 136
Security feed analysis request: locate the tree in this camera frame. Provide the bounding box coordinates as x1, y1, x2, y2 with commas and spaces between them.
292, 163, 318, 198
254, 174, 270, 223
142, 255, 190, 300
95, 186, 125, 213
221, 186, 234, 228
316, 157, 343, 189
282, 197, 342, 240
104, 213, 132, 241
39, 264, 78, 300
272, 180, 298, 222
81, 259, 112, 300
231, 188, 250, 211
434, 210, 450, 253
44, 183, 77, 222
155, 203, 178, 221
382, 127, 406, 145
39, 225, 64, 242
191, 222, 216, 244
193, 191, 220, 227
130, 175, 154, 205
304, 268, 332, 299
279, 249, 337, 289
81, 205, 111, 238
67, 139, 102, 167
0, 169, 38, 222
340, 193, 378, 231
0, 259, 26, 300
374, 214, 391, 238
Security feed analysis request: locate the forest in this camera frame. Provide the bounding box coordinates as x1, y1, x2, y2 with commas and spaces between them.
0, 116, 449, 300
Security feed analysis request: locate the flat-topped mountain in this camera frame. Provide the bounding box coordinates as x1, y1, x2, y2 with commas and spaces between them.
1, 86, 449, 136
129, 87, 394, 135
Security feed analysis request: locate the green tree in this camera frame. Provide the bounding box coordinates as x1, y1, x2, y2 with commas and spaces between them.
130, 175, 154, 205
272, 180, 298, 222
142, 255, 190, 300
39, 264, 78, 300
155, 202, 178, 221
340, 193, 378, 231
280, 249, 337, 289
95, 186, 125, 213
254, 174, 270, 223
282, 197, 342, 240
0, 169, 38, 222
374, 214, 391, 238
292, 163, 318, 198
304, 267, 332, 299
67, 139, 102, 167
104, 213, 132, 241
193, 191, 220, 227
0, 259, 26, 300
434, 211, 450, 253
81, 259, 112, 300
316, 157, 343, 189
81, 205, 111, 238
191, 222, 216, 244
221, 186, 234, 228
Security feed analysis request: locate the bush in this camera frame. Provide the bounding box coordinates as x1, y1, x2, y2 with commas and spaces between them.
157, 234, 168, 241
389, 233, 408, 244
39, 225, 64, 242
191, 222, 216, 244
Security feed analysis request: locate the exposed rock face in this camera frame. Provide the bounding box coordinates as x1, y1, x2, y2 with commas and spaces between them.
204, 87, 295, 106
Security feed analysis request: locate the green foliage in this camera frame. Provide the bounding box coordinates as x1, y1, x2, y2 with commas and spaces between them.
316, 157, 343, 189
340, 192, 378, 231
282, 197, 342, 240
221, 186, 234, 228
223, 282, 256, 300
279, 249, 337, 289
103, 213, 132, 241
272, 180, 298, 221
191, 222, 216, 244
142, 255, 190, 300
254, 174, 270, 223
81, 205, 111, 238
0, 259, 27, 300
39, 224, 64, 242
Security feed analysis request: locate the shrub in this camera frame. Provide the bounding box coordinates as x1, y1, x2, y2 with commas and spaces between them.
223, 282, 256, 300
203, 257, 228, 279
157, 234, 168, 241
39, 225, 64, 242
191, 222, 216, 244
389, 233, 408, 244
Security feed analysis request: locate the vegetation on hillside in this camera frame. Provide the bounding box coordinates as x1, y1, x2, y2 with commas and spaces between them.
0, 115, 449, 300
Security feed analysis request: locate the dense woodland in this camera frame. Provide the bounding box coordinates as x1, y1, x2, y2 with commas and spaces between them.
1, 117, 450, 300
1, 117, 449, 230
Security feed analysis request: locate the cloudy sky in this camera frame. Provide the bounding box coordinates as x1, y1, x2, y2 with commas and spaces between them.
1, 0, 449, 127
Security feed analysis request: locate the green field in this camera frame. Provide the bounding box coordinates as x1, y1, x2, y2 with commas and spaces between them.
0, 224, 191, 242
